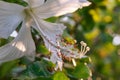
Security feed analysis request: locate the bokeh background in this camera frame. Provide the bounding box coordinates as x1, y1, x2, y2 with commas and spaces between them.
0, 0, 120, 80
70, 0, 120, 79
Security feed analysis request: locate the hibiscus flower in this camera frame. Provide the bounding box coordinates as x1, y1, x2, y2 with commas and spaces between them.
0, 0, 91, 70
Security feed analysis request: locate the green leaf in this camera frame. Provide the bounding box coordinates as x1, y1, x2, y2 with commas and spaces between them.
0, 60, 18, 78
36, 44, 49, 55
16, 60, 54, 79
0, 39, 8, 46
53, 71, 70, 80
45, 17, 58, 23
33, 77, 52, 80
79, 57, 92, 63
3, 0, 28, 6
26, 61, 51, 77
67, 62, 91, 79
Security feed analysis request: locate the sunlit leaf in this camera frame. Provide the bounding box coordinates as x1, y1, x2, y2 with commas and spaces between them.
53, 71, 69, 80
66, 62, 91, 79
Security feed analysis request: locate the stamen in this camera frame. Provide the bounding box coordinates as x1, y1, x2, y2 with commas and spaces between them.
86, 47, 90, 51
79, 41, 90, 58
80, 41, 87, 54
74, 40, 77, 43
57, 49, 62, 58
72, 58, 76, 67
48, 44, 51, 52
83, 46, 90, 55
80, 41, 84, 54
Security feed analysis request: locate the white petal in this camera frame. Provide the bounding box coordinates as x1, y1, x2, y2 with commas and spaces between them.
50, 53, 60, 64
44, 53, 63, 71
0, 23, 35, 64
33, 0, 91, 18
55, 60, 63, 71
24, 0, 44, 7
0, 1, 25, 38
32, 19, 65, 70
32, 19, 66, 53
79, 0, 91, 8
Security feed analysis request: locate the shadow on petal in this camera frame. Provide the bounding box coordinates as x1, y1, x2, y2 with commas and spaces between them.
0, 23, 35, 64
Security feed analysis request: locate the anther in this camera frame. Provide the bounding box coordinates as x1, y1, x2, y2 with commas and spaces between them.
80, 41, 84, 45
86, 47, 90, 51
72, 58, 76, 67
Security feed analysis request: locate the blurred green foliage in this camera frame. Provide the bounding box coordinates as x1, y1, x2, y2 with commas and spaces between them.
0, 0, 120, 80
